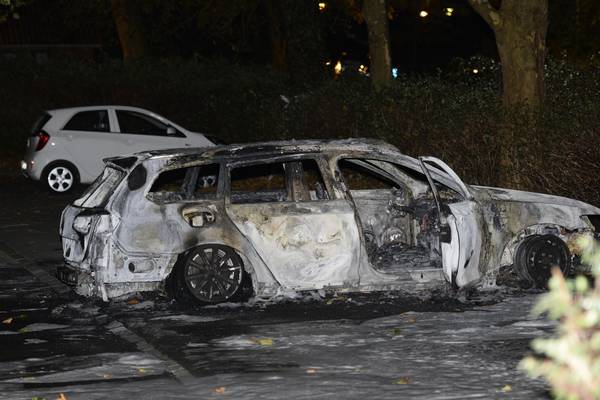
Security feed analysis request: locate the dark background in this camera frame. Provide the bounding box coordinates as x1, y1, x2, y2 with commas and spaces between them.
1, 0, 600, 204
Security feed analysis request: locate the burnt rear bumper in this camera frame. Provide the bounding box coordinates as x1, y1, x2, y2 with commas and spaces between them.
56, 265, 78, 286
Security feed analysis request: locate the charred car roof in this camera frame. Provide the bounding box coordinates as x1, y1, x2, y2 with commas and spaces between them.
123, 138, 402, 165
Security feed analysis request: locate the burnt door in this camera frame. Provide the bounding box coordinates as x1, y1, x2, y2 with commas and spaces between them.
225, 158, 362, 290
419, 157, 485, 287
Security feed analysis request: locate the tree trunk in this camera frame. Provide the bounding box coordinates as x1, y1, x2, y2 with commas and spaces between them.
468, 0, 548, 188
266, 0, 287, 71
111, 0, 147, 62
496, 2, 547, 187
362, 0, 392, 89
495, 1, 548, 108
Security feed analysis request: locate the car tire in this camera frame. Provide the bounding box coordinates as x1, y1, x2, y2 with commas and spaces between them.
171, 244, 253, 306
514, 234, 571, 288
42, 162, 79, 194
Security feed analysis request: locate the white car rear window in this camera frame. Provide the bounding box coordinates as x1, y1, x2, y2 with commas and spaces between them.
73, 167, 124, 208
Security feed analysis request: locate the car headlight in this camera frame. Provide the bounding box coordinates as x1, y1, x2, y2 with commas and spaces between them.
73, 215, 92, 235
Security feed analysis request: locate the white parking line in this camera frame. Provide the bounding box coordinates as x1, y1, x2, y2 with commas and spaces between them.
106, 320, 195, 385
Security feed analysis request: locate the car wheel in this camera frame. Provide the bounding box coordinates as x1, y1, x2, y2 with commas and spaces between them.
43, 163, 78, 193
514, 234, 571, 288
175, 244, 251, 305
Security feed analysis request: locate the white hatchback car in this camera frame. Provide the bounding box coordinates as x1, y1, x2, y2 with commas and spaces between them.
21, 106, 217, 193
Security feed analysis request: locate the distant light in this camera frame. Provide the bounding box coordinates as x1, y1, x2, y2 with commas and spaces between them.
419, 10, 428, 18
358, 64, 368, 74
472, 68, 479, 74
392, 67, 398, 78
445, 7, 454, 16
318, 2, 326, 11
334, 60, 342, 75
325, 61, 331, 66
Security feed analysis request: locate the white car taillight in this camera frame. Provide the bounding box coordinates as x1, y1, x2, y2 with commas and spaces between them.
73, 215, 93, 234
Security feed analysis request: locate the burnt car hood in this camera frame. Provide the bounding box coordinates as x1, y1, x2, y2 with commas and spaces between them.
471, 185, 600, 214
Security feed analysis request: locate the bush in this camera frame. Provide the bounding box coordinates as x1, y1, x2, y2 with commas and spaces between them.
1, 56, 600, 205
520, 236, 600, 399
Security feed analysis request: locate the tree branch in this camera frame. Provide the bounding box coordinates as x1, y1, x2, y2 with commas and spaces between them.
468, 0, 503, 31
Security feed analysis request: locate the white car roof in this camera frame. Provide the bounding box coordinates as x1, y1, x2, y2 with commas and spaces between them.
46, 106, 189, 132
48, 105, 157, 116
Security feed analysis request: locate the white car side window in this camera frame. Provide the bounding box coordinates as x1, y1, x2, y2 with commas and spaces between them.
116, 110, 171, 136
63, 110, 109, 132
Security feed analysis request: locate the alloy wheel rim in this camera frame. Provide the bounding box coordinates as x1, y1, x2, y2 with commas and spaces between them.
525, 237, 568, 287
47, 167, 74, 192
184, 246, 243, 303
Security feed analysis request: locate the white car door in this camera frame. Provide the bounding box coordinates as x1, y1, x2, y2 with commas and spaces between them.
60, 109, 128, 181
419, 157, 485, 287
112, 108, 186, 152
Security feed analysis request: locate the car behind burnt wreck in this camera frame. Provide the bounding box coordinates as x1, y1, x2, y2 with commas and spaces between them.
59, 139, 600, 304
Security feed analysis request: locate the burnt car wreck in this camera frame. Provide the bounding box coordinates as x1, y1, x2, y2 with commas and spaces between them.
59, 139, 600, 304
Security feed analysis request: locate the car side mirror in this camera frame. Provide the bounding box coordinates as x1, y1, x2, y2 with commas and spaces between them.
166, 126, 176, 136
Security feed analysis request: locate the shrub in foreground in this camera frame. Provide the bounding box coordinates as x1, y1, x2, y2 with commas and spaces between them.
520, 236, 600, 399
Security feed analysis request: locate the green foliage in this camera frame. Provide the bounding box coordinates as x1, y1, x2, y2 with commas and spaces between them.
0, 0, 29, 22
520, 236, 600, 399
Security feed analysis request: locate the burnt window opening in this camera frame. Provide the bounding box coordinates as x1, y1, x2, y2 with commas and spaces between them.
194, 163, 220, 200
149, 168, 187, 195
338, 159, 399, 191
230, 162, 288, 204
63, 110, 109, 132
296, 159, 329, 201
127, 164, 147, 191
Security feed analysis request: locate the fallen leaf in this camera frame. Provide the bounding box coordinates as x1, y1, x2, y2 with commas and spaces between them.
138, 368, 147, 374
395, 377, 410, 385
103, 373, 113, 379
127, 298, 140, 305
2, 317, 12, 324
213, 387, 226, 394
306, 368, 317, 374
389, 328, 402, 335
254, 338, 273, 346
18, 327, 29, 333
501, 384, 512, 392
406, 317, 417, 323
57, 394, 68, 400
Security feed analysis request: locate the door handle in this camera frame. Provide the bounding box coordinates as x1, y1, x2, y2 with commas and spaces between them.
182, 206, 217, 228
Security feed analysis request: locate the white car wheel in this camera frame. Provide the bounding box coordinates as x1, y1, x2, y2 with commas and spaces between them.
46, 165, 75, 193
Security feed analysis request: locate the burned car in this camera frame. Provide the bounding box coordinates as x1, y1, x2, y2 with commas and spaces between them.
59, 139, 600, 304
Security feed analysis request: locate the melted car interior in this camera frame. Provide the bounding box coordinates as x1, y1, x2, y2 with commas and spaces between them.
337, 158, 462, 275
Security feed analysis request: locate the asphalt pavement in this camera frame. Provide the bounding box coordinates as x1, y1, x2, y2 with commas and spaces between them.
0, 175, 553, 399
